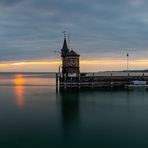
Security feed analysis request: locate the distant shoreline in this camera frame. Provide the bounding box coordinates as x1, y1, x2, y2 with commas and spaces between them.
0, 72, 57, 74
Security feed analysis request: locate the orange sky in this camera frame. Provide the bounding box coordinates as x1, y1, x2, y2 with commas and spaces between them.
0, 59, 148, 72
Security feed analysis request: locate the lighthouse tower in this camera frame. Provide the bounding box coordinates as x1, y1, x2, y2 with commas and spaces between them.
61, 35, 80, 77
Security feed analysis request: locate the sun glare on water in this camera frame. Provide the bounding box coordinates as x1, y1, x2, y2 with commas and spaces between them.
14, 74, 25, 109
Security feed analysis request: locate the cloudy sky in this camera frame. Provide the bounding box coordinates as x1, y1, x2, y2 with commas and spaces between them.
0, 0, 148, 72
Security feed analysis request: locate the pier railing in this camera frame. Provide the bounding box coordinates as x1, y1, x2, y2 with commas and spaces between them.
56, 72, 148, 89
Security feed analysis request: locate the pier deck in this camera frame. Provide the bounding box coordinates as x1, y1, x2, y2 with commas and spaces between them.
56, 72, 148, 89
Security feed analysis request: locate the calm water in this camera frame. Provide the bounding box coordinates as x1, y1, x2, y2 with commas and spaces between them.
0, 73, 148, 147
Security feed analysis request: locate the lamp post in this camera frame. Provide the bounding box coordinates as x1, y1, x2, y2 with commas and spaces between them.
127, 53, 129, 72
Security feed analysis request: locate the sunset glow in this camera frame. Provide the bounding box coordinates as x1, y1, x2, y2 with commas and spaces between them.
0, 59, 148, 72
1, 59, 148, 66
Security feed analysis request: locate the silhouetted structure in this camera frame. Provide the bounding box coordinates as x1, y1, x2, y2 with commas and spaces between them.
61, 36, 80, 77
56, 35, 148, 89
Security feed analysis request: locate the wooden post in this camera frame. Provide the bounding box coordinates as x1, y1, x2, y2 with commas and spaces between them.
93, 73, 94, 88
128, 72, 130, 85
92, 73, 94, 88
110, 73, 113, 88
70, 77, 72, 88
56, 73, 58, 88
78, 73, 80, 88
64, 73, 66, 89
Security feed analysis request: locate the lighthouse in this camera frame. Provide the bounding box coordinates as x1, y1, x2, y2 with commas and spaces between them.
61, 34, 80, 77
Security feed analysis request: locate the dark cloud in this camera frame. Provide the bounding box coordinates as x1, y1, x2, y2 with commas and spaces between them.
0, 0, 148, 63
0, 0, 23, 6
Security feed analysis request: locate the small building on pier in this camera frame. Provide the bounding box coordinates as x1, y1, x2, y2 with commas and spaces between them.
61, 36, 80, 77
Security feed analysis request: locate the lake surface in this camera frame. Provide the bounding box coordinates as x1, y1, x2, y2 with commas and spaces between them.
0, 73, 148, 147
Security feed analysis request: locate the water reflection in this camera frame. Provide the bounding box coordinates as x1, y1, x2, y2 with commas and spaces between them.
59, 90, 80, 137
14, 74, 25, 109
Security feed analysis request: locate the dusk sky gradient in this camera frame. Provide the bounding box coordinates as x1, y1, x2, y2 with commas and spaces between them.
0, 0, 148, 72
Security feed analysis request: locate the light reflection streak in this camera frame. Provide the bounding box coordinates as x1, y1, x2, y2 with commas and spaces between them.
14, 74, 25, 109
